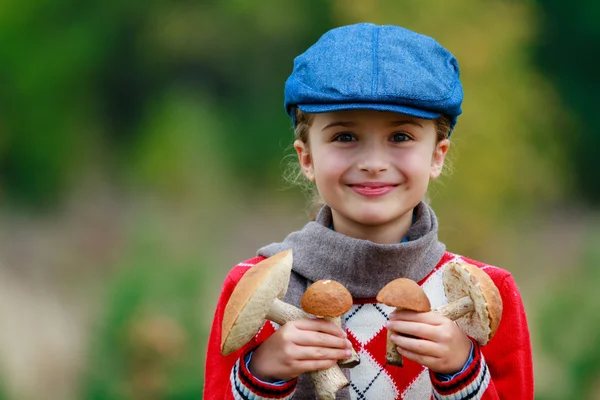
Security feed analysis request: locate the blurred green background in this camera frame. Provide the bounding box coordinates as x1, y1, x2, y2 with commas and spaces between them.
0, 0, 599, 399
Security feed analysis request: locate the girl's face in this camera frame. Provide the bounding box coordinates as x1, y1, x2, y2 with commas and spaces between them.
294, 109, 449, 244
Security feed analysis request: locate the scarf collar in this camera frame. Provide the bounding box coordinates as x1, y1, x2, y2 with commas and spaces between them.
257, 201, 445, 299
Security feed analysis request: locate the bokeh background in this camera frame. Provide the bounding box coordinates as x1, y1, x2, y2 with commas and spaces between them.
0, 0, 599, 399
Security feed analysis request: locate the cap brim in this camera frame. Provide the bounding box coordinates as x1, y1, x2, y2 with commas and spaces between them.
297, 103, 441, 120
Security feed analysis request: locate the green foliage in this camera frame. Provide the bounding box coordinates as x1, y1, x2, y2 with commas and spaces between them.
0, 0, 335, 207
130, 89, 232, 200
534, 0, 600, 203
535, 223, 600, 399
0, 0, 572, 239
0, 0, 147, 206
81, 243, 207, 400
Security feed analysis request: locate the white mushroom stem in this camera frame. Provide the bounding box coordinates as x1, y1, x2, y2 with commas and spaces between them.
323, 316, 359, 368
386, 308, 404, 367
434, 296, 474, 320
264, 299, 349, 399
266, 298, 311, 324
309, 367, 349, 400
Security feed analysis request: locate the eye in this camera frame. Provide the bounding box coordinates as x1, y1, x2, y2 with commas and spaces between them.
333, 133, 356, 142
391, 132, 411, 142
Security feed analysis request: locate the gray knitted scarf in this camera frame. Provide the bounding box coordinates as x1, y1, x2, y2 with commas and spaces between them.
257, 201, 445, 399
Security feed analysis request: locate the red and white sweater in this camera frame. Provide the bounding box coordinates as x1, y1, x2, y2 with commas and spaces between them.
204, 251, 533, 399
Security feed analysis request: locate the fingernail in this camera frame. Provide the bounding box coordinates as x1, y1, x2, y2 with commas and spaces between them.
345, 350, 352, 357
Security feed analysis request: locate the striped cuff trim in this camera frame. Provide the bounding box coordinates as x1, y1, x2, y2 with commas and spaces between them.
431, 341, 490, 399
230, 351, 296, 399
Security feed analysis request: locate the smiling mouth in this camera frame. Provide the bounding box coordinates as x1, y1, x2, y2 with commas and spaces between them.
348, 184, 398, 197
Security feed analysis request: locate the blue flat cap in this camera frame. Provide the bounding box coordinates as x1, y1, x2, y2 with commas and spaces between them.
284, 23, 463, 131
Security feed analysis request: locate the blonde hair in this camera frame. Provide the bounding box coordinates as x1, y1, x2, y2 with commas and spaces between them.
284, 108, 453, 219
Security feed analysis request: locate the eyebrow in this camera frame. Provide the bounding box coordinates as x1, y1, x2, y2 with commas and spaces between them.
322, 120, 424, 130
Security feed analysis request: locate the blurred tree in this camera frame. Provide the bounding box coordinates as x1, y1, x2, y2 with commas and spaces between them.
534, 0, 600, 204
0, 0, 570, 229
0, 0, 151, 207
0, 0, 334, 208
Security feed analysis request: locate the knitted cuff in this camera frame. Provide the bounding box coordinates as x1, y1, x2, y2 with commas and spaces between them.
229, 348, 297, 399
429, 339, 490, 399
435, 341, 474, 382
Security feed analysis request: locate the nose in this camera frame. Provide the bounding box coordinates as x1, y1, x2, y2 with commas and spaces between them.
357, 142, 389, 173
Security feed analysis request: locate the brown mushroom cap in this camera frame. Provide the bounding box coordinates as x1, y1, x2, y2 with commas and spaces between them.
221, 249, 293, 355
301, 280, 353, 317
376, 278, 431, 312
443, 262, 503, 345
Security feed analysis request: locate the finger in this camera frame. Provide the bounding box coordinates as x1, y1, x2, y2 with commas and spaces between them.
395, 346, 439, 368
389, 310, 446, 324
294, 359, 339, 373
295, 345, 352, 362
293, 318, 347, 338
292, 330, 352, 350
386, 320, 439, 341
390, 333, 441, 358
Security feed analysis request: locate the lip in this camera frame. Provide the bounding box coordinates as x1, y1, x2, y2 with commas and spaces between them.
348, 182, 397, 197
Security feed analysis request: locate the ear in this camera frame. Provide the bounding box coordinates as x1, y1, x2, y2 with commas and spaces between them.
430, 139, 450, 179
294, 139, 315, 182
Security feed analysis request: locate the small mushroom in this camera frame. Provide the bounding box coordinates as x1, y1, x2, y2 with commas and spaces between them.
376, 278, 431, 367
299, 280, 355, 398
435, 261, 503, 345
221, 249, 309, 355
301, 280, 360, 368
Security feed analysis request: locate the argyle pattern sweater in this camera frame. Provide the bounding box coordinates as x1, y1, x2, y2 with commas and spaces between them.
204, 252, 533, 399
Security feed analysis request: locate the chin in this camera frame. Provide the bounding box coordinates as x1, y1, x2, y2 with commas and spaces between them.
352, 210, 401, 227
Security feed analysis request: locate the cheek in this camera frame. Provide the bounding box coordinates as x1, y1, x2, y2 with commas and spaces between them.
396, 151, 435, 180
311, 150, 348, 179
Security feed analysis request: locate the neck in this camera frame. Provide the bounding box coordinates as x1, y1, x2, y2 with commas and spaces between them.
330, 209, 413, 244
257, 201, 447, 299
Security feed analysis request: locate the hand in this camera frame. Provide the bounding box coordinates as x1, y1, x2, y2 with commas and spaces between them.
386, 310, 472, 374
249, 318, 353, 382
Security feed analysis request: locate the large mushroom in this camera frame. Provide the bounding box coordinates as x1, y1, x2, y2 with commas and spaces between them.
221, 249, 309, 355
220, 250, 349, 399
376, 278, 431, 367
435, 261, 503, 345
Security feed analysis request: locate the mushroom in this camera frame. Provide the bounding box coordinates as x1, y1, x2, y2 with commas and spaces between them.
301, 280, 360, 368
220, 250, 349, 399
376, 278, 431, 367
221, 249, 309, 355
299, 280, 356, 398
435, 261, 503, 345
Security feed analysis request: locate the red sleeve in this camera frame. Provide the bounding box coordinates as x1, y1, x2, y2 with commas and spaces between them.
480, 272, 534, 399
203, 265, 249, 400
430, 267, 534, 400
203, 258, 297, 400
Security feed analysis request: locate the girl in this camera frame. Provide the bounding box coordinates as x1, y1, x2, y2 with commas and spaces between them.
204, 23, 533, 399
